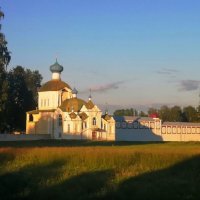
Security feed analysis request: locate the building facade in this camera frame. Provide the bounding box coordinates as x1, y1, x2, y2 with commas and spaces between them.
26, 60, 115, 140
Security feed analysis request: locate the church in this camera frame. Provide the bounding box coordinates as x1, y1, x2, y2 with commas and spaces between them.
26, 60, 115, 140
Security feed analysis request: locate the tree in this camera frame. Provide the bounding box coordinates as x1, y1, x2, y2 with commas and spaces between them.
183, 106, 199, 122
158, 105, 170, 122
148, 108, 158, 115
169, 106, 182, 122
0, 8, 11, 132
114, 108, 138, 116
5, 66, 42, 131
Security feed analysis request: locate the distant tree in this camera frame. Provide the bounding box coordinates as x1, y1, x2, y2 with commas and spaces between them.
140, 111, 148, 117
114, 108, 138, 116
169, 106, 182, 122
148, 107, 158, 115
158, 105, 170, 122
182, 106, 199, 122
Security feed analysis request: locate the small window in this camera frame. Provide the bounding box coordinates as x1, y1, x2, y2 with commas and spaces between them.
85, 122, 87, 129
104, 124, 106, 131
92, 117, 96, 126
58, 114, 62, 126
29, 114, 33, 122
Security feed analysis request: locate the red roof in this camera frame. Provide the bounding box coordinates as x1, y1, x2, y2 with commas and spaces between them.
149, 113, 159, 118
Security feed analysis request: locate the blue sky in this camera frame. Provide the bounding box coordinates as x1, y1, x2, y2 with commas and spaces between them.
1, 0, 200, 112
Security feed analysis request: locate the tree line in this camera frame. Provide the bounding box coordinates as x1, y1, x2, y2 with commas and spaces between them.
114, 105, 200, 123
0, 9, 42, 132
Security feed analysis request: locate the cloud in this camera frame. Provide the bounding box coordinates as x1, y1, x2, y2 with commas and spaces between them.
179, 80, 200, 91
91, 81, 125, 93
80, 81, 125, 94
156, 68, 179, 75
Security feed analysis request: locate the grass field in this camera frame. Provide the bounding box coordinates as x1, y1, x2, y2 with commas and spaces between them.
0, 140, 200, 200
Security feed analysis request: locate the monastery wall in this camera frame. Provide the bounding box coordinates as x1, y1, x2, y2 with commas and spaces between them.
116, 121, 200, 142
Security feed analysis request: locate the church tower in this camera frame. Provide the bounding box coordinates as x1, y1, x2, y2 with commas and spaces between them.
50, 59, 63, 80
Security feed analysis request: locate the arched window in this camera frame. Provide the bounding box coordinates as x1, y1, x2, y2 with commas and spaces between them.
92, 117, 96, 126
29, 114, 33, 122
58, 114, 62, 126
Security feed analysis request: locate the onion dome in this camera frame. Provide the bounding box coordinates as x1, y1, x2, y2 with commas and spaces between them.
85, 100, 95, 109
102, 114, 112, 121
79, 112, 88, 120
50, 59, 63, 73
72, 87, 78, 95
60, 98, 87, 112
69, 112, 77, 119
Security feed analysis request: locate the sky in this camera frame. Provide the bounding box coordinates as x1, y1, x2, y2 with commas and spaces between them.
1, 0, 200, 112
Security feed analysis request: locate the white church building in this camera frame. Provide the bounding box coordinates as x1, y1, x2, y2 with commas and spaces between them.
26, 60, 115, 140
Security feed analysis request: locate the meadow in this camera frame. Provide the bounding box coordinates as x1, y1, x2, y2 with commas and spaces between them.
0, 140, 200, 200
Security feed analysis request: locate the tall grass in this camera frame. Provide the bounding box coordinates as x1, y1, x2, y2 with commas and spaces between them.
0, 141, 200, 199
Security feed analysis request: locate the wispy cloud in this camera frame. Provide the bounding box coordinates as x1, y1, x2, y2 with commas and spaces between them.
91, 81, 125, 93
80, 81, 125, 94
179, 80, 200, 91
156, 68, 179, 75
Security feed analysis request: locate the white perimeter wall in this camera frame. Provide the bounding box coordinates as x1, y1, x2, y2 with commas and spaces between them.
116, 129, 200, 142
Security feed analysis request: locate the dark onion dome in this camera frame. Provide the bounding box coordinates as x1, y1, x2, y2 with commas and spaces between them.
50, 59, 63, 73
69, 112, 77, 119
102, 113, 112, 121
60, 98, 87, 112
79, 112, 88, 120
72, 87, 78, 95
85, 100, 95, 109
38, 80, 71, 92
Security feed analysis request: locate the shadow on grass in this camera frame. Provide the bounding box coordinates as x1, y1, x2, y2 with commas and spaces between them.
0, 152, 16, 167
32, 170, 114, 200
0, 159, 66, 200
104, 155, 200, 200
1, 151, 200, 199
0, 139, 167, 148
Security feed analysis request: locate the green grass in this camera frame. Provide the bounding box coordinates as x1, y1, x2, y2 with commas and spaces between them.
0, 140, 200, 200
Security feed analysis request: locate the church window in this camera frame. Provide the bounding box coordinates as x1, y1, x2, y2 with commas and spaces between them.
58, 114, 62, 126
29, 114, 33, 122
92, 117, 96, 126
82, 122, 84, 130
104, 124, 106, 131
68, 124, 70, 132
85, 122, 87, 129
